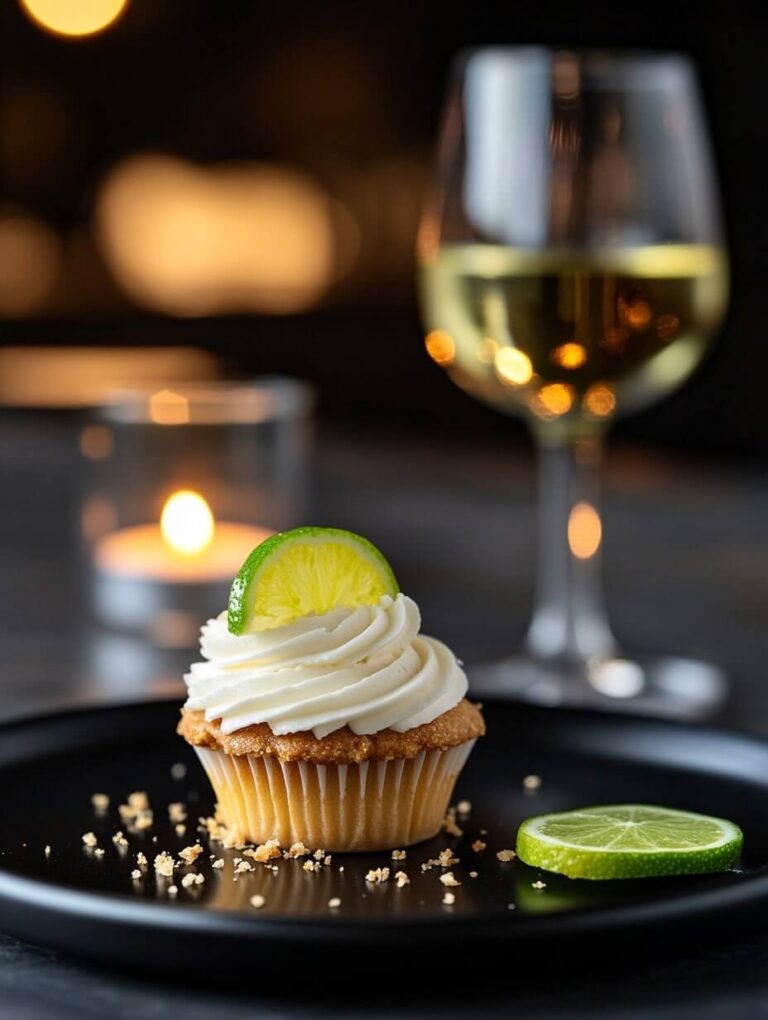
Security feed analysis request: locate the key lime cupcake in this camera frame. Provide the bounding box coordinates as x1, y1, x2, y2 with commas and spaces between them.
178, 527, 484, 852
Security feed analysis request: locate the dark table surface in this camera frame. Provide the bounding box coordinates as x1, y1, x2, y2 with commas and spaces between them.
0, 413, 767, 1019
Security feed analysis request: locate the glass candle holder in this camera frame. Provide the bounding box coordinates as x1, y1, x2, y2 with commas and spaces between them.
80, 378, 314, 646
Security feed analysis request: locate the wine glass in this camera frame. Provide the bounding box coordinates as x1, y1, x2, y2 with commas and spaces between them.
417, 48, 729, 718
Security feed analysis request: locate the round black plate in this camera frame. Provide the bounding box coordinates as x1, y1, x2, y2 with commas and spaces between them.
0, 698, 767, 976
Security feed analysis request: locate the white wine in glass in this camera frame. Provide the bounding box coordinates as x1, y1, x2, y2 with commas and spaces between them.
418, 49, 729, 717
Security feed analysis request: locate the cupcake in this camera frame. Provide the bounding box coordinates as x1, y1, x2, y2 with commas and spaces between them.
178, 527, 484, 852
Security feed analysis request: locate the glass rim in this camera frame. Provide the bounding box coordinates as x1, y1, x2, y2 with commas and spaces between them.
453, 45, 696, 84
96, 376, 316, 426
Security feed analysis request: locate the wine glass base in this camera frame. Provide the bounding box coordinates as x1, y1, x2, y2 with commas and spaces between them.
469, 653, 727, 721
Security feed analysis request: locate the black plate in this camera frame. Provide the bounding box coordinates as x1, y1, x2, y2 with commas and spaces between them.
0, 698, 767, 976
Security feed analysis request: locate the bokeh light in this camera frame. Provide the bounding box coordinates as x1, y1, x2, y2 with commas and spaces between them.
568, 502, 602, 559
0, 215, 61, 316
618, 294, 653, 332
425, 330, 455, 366
582, 383, 617, 419
532, 382, 574, 417
495, 347, 533, 386
19, 0, 129, 39
551, 342, 587, 369
149, 390, 190, 426
95, 155, 355, 316
79, 425, 114, 461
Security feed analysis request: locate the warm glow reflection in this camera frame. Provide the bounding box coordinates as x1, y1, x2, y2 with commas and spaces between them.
618, 295, 652, 332
19, 0, 129, 38
568, 502, 602, 559
425, 330, 455, 365
96, 156, 350, 315
0, 347, 216, 409
149, 389, 190, 425
533, 383, 574, 417
0, 215, 60, 316
495, 347, 533, 386
160, 491, 215, 556
601, 326, 629, 354
583, 383, 617, 418
656, 313, 681, 341
551, 342, 587, 369
79, 424, 114, 460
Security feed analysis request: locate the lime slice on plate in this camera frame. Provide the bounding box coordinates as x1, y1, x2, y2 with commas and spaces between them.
516, 804, 743, 880
227, 526, 399, 634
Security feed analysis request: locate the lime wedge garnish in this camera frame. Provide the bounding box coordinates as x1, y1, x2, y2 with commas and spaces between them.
227, 526, 399, 635
516, 804, 743, 880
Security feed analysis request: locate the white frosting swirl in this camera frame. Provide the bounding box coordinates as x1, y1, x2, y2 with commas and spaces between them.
183, 594, 467, 739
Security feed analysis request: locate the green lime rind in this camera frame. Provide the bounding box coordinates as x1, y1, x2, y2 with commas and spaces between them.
516, 804, 743, 881
227, 526, 399, 635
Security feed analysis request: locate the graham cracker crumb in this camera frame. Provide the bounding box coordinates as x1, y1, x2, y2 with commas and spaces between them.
456, 800, 472, 815
136, 852, 148, 868
284, 841, 310, 859
441, 807, 463, 838
442, 891, 456, 906
324, 855, 332, 866
497, 849, 517, 862
523, 774, 542, 792
471, 840, 487, 853
91, 793, 109, 813
182, 872, 204, 888
234, 860, 254, 875
171, 762, 187, 780
302, 860, 317, 873
112, 831, 128, 849
168, 802, 187, 824
94, 848, 105, 858
508, 903, 516, 910
44, 845, 51, 858
212, 858, 225, 870
391, 849, 407, 861
338, 866, 345, 873
81, 832, 97, 847
313, 848, 326, 861
438, 848, 460, 868
175, 824, 186, 837
167, 885, 178, 897
179, 844, 203, 866
469, 871, 478, 879
439, 871, 460, 888
250, 894, 266, 909
130, 869, 141, 880
365, 867, 390, 884
154, 852, 174, 878
532, 880, 546, 890
395, 871, 410, 888
245, 839, 282, 863
328, 897, 341, 909
271, 866, 279, 873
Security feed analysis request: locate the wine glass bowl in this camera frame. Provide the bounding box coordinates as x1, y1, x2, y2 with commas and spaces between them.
418, 48, 729, 717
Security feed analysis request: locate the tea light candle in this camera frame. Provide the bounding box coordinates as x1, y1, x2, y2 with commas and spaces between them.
92, 489, 272, 642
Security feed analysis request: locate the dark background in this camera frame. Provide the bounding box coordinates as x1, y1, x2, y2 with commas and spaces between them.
1, 0, 767, 457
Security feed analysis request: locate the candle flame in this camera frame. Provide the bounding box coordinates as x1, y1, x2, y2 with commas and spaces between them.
160, 490, 215, 556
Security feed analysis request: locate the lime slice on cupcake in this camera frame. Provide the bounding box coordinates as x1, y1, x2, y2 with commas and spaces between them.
516, 804, 743, 880
227, 526, 399, 634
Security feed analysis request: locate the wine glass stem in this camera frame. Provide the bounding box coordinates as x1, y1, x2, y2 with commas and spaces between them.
526, 433, 616, 662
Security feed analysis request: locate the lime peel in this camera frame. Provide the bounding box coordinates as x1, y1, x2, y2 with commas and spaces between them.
516, 804, 743, 880
227, 526, 399, 635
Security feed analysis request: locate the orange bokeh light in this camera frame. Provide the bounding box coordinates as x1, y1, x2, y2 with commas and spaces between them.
425, 330, 455, 366
495, 347, 533, 386
568, 502, 602, 559
583, 383, 617, 418
551, 342, 587, 370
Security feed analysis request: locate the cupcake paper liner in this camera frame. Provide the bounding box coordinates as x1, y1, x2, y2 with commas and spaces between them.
195, 741, 475, 852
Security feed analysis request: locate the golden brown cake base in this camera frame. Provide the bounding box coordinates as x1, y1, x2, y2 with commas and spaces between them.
180, 701, 485, 851
178, 699, 484, 763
